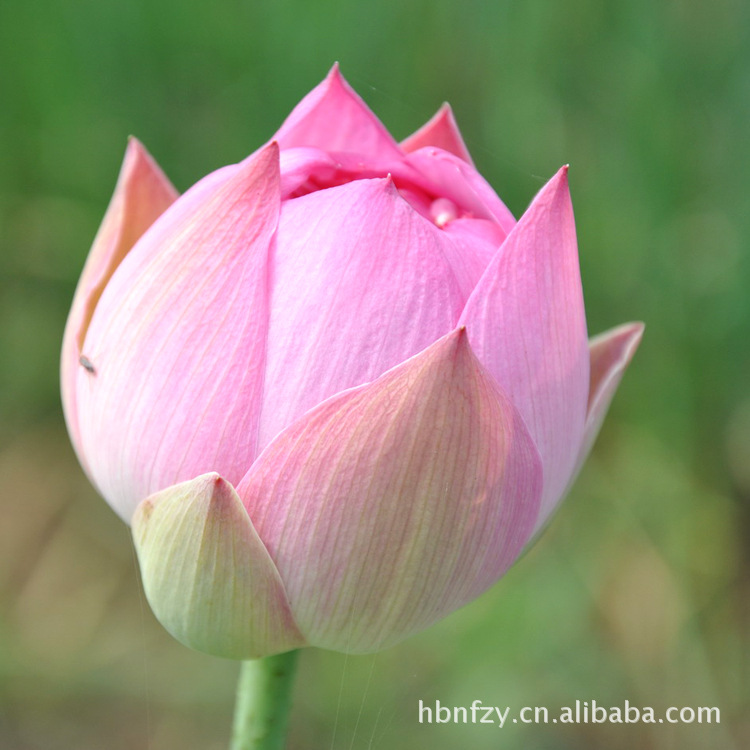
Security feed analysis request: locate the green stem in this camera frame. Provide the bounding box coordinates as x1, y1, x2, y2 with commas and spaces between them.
230, 650, 299, 750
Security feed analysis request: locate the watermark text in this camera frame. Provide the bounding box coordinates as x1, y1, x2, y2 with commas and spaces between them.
418, 699, 720, 727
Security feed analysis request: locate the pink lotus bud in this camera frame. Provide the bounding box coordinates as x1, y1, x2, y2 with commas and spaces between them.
61, 65, 642, 659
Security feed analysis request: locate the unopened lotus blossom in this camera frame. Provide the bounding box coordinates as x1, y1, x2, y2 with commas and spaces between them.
61, 65, 642, 659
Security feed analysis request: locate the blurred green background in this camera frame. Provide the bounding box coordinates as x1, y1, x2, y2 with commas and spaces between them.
1, 0, 748, 748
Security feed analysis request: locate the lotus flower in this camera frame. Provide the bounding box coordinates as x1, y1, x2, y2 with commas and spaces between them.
61, 65, 642, 659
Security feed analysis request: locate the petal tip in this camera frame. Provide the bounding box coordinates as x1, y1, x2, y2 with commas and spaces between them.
322, 60, 350, 95
264, 139, 281, 155
426, 326, 477, 374
623, 321, 645, 352
525, 165, 573, 220
553, 163, 570, 188
230, 140, 281, 198
242, 139, 280, 170
205, 472, 246, 515
592, 320, 645, 356
400, 101, 474, 164
614, 321, 645, 363
120, 137, 176, 196
124, 134, 142, 157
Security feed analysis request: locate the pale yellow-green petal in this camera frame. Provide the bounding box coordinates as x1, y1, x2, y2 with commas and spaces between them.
132, 473, 305, 659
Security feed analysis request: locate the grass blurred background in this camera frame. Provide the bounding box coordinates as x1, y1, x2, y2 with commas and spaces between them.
1, 0, 748, 748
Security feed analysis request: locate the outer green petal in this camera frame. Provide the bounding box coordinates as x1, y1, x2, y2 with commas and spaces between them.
132, 474, 306, 659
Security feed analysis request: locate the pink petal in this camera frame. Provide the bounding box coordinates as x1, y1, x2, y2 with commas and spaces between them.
405, 147, 516, 234
257, 177, 477, 449
442, 216, 507, 249
520, 322, 643, 549
278, 145, 423, 201
400, 103, 475, 166
273, 64, 403, 161
238, 329, 543, 652
459, 167, 590, 531
279, 146, 341, 197
132, 473, 305, 658
574, 322, 644, 477
76, 143, 281, 522
61, 138, 177, 470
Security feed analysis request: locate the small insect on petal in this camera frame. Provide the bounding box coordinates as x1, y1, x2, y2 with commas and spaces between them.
79, 355, 96, 375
